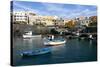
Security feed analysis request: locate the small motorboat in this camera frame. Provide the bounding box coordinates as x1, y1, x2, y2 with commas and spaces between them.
88, 34, 94, 40
20, 47, 51, 56
23, 31, 41, 38
44, 39, 66, 46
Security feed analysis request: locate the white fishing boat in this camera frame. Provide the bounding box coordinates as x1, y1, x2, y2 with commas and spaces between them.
44, 38, 66, 46
23, 31, 41, 38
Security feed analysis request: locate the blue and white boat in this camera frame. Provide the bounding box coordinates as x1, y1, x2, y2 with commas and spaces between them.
20, 47, 51, 56
44, 38, 66, 46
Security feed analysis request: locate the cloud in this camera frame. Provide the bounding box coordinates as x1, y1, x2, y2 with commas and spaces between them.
13, 2, 53, 16
13, 2, 40, 14
13, 1, 97, 19
68, 9, 97, 18
41, 3, 97, 18
41, 3, 65, 11
41, 3, 70, 14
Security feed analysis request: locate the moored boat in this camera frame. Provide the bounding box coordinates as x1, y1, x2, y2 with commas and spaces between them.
20, 47, 51, 56
23, 31, 41, 38
44, 39, 66, 46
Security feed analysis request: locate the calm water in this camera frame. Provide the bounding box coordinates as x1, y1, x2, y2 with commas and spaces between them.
12, 36, 97, 66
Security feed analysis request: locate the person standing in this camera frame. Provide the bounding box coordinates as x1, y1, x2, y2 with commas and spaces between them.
89, 34, 93, 39
51, 35, 54, 40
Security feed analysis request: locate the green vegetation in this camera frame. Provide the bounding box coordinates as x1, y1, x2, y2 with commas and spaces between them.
50, 29, 59, 34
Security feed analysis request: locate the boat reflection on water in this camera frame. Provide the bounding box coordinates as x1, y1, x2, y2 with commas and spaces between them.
23, 38, 33, 44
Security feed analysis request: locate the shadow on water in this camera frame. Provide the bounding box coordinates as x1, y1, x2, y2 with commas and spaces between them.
21, 52, 52, 59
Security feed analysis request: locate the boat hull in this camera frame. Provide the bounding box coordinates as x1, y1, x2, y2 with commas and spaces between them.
44, 40, 66, 46
23, 35, 41, 38
20, 47, 51, 57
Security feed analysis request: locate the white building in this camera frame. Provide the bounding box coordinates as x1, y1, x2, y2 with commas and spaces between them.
55, 18, 65, 26
28, 12, 37, 25
80, 17, 90, 26
12, 11, 29, 24
75, 16, 91, 28
29, 15, 58, 26
12, 11, 65, 26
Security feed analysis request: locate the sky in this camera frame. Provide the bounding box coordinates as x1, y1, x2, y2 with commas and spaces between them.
11, 1, 97, 19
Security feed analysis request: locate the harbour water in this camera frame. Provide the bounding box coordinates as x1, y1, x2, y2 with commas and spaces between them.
12, 36, 97, 66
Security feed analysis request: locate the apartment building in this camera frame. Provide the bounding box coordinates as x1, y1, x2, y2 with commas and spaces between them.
12, 11, 66, 26
29, 15, 58, 26
74, 16, 91, 28
12, 11, 28, 24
